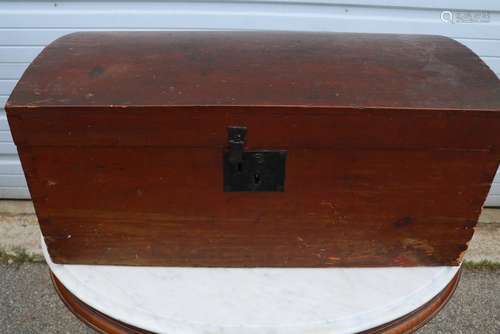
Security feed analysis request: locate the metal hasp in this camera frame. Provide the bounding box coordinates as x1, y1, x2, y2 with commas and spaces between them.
223, 126, 287, 192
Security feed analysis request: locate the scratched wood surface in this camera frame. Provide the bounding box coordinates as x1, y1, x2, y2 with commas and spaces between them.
6, 32, 500, 267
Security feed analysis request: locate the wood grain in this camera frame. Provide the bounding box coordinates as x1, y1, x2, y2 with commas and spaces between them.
6, 32, 500, 110
6, 107, 500, 150
6, 32, 500, 267
21, 146, 497, 266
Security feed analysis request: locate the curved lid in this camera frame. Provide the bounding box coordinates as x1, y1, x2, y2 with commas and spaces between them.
6, 31, 500, 110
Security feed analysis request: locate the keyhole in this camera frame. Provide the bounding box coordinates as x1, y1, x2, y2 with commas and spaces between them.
237, 162, 243, 172
254, 173, 261, 185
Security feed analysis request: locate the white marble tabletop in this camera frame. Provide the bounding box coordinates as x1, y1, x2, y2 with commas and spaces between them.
43, 239, 459, 334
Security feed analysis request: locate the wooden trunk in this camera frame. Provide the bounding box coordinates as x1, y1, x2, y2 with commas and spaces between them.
6, 32, 500, 267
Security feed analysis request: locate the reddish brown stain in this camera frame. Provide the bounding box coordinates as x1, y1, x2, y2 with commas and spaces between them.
6, 31, 500, 110
5, 32, 500, 267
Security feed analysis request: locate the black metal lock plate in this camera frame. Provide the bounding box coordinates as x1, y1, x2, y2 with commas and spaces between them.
223, 127, 287, 192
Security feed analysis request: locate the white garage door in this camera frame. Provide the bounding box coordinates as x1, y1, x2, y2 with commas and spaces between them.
0, 0, 499, 205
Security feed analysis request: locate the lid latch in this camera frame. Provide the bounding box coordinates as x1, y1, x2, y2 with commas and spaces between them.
223, 126, 287, 192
